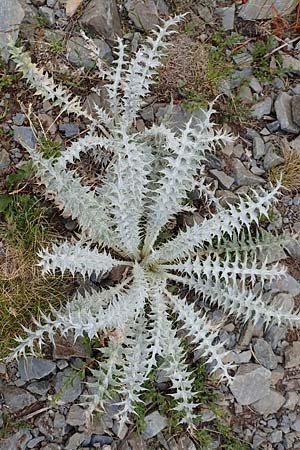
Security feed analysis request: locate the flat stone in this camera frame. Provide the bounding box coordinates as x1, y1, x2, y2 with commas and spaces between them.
13, 126, 37, 149
66, 36, 112, 69
35, 413, 56, 439
239, 0, 299, 20
216, 5, 235, 31
251, 97, 272, 119
39, 6, 55, 26
253, 339, 278, 369
27, 436, 45, 448
209, 169, 234, 190
13, 112, 25, 126
0, 430, 32, 450
66, 404, 87, 426
230, 366, 271, 405
275, 92, 300, 134
80, 0, 122, 40
249, 77, 263, 93
66, 432, 86, 450
285, 392, 299, 410
0, 149, 10, 170
238, 85, 253, 104
231, 158, 265, 186
252, 389, 285, 416
125, 0, 160, 31
59, 123, 80, 137
263, 147, 284, 170
0, 0, 25, 61
54, 368, 82, 404
247, 129, 266, 159
282, 54, 300, 76
142, 410, 168, 438
291, 95, 300, 127
53, 333, 91, 359
285, 341, 300, 368
27, 380, 50, 395
272, 292, 294, 313
267, 271, 300, 296
0, 386, 36, 412
18, 357, 56, 381
291, 417, 300, 432
270, 430, 283, 443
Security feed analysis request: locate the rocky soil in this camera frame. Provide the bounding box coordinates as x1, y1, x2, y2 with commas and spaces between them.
2, 0, 300, 449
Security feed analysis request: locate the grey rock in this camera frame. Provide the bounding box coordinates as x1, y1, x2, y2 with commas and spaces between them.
27, 436, 45, 448
252, 389, 285, 415
90, 435, 113, 446
18, 357, 56, 381
53, 411, 67, 430
55, 368, 82, 404
275, 92, 300, 134
247, 129, 265, 159
249, 77, 263, 93
66, 36, 112, 69
0, 149, 10, 170
231, 158, 265, 186
0, 0, 25, 61
14, 126, 37, 149
291, 417, 300, 431
285, 392, 299, 410
272, 292, 294, 313
59, 123, 80, 137
13, 112, 25, 126
252, 432, 266, 448
39, 6, 55, 26
216, 5, 235, 31
267, 271, 300, 296
230, 366, 271, 405
0, 386, 36, 412
80, 0, 122, 40
263, 147, 284, 170
47, 0, 57, 6
253, 339, 278, 369
35, 413, 55, 439
282, 54, 300, 76
285, 341, 300, 368
291, 95, 300, 127
239, 0, 299, 20
233, 52, 253, 67
0, 430, 32, 450
238, 85, 253, 104
66, 404, 87, 426
270, 430, 282, 443
266, 120, 280, 133
265, 325, 286, 350
0, 362, 7, 374
209, 169, 234, 190
229, 67, 253, 89
27, 380, 50, 395
66, 432, 86, 450
142, 410, 168, 438
126, 0, 160, 31
251, 97, 272, 119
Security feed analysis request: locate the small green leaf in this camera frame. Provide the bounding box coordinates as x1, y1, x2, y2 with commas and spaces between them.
0, 195, 12, 212
5, 161, 34, 190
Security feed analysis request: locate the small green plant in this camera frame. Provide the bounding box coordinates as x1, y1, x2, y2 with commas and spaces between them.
39, 137, 61, 159
251, 36, 287, 82
48, 38, 66, 54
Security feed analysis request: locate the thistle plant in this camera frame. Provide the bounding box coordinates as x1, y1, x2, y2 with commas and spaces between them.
9, 16, 300, 428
